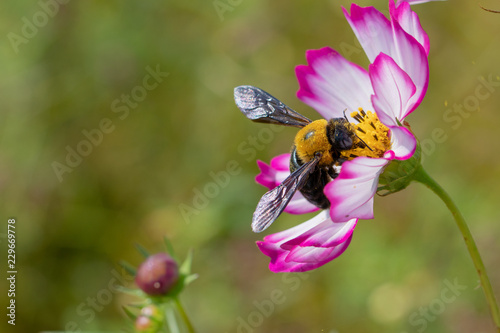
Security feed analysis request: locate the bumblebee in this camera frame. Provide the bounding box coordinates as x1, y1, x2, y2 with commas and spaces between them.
234, 85, 369, 233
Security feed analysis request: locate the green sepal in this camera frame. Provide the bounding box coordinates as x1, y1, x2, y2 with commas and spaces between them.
179, 249, 193, 276
135, 243, 151, 258
183, 273, 199, 286
377, 142, 422, 196
122, 305, 138, 321
115, 285, 145, 296
130, 249, 197, 304
119, 260, 137, 277
121, 239, 197, 311
157, 250, 196, 299
163, 237, 177, 260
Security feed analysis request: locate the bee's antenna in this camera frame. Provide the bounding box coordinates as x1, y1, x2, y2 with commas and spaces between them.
343, 110, 373, 152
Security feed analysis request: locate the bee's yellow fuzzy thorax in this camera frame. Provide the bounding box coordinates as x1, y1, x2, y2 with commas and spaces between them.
294, 119, 333, 166
341, 108, 391, 160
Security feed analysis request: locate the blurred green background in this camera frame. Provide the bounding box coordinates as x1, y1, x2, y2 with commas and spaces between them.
1, 0, 500, 332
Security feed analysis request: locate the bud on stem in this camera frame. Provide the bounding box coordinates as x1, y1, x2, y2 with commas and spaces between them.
135, 253, 179, 296
378, 142, 422, 196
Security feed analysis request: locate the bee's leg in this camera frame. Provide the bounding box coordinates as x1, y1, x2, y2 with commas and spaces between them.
327, 167, 338, 180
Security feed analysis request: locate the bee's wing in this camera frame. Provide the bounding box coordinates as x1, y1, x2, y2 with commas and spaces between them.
234, 85, 311, 128
252, 155, 321, 233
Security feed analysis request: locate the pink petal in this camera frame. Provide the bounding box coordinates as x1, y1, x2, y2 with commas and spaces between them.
281, 212, 357, 248
296, 47, 373, 120
370, 53, 416, 125
344, 4, 429, 115
255, 154, 290, 190
263, 210, 332, 243
396, 0, 445, 5
325, 157, 388, 222
391, 1, 430, 55
255, 160, 280, 189
343, 5, 392, 64
389, 20, 428, 115
270, 153, 290, 170
257, 211, 356, 272
258, 237, 352, 272
285, 193, 321, 214
388, 126, 417, 160
285, 246, 337, 263
255, 154, 319, 215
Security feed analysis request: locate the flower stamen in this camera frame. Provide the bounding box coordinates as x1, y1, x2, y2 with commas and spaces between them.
341, 108, 391, 160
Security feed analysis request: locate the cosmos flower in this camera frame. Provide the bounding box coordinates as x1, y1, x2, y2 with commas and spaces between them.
255, 1, 430, 272
397, 0, 445, 5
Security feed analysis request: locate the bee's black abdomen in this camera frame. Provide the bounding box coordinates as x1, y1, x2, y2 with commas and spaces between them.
299, 167, 331, 209
290, 146, 333, 209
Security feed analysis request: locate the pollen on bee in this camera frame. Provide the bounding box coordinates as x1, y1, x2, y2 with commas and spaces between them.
294, 119, 333, 166
341, 109, 391, 160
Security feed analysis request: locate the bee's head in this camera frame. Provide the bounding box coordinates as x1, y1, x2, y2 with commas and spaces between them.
293, 119, 333, 166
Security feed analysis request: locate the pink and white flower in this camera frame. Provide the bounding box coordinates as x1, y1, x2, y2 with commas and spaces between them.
257, 210, 356, 272
256, 153, 320, 215
256, 156, 358, 272
255, 1, 431, 272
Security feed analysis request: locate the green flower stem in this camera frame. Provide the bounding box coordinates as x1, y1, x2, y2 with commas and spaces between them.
162, 297, 195, 333
413, 166, 500, 332
174, 297, 195, 333
165, 303, 181, 333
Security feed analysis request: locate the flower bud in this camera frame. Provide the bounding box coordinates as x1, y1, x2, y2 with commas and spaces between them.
135, 253, 179, 295
134, 305, 163, 332
135, 315, 154, 332
140, 304, 162, 318
378, 143, 422, 196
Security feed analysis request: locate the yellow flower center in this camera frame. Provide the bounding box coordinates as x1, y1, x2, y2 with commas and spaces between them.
340, 108, 391, 160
